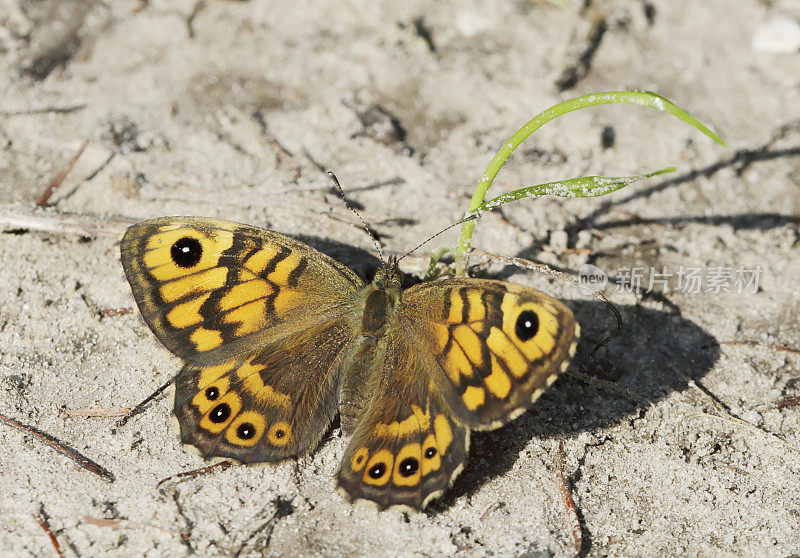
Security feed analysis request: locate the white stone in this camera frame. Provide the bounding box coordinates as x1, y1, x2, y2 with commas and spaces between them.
455, 10, 491, 38
752, 16, 800, 54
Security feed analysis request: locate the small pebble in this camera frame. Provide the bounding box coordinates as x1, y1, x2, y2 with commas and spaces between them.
455, 10, 491, 38
752, 16, 800, 54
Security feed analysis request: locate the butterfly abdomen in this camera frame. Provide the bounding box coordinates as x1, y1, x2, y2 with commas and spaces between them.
338, 336, 382, 436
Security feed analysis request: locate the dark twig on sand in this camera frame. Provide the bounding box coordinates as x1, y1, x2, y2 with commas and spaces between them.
36, 139, 89, 206
157, 461, 234, 488
556, 441, 583, 556
81, 516, 187, 539
114, 375, 175, 431
98, 307, 134, 318
0, 104, 86, 116
719, 340, 800, 356
0, 412, 114, 482
776, 396, 800, 409
34, 505, 64, 558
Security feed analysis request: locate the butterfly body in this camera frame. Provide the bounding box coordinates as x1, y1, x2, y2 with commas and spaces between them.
121, 217, 578, 509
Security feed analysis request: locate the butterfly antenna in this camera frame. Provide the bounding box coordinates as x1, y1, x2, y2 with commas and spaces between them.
396, 215, 478, 262
327, 171, 384, 261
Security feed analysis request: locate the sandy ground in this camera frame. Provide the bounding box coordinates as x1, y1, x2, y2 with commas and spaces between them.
1, 0, 799, 556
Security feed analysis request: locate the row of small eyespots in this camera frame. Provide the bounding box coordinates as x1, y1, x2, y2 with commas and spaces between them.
203, 386, 292, 446
351, 444, 440, 483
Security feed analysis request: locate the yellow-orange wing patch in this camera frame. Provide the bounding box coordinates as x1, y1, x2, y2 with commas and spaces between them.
120, 217, 362, 360
401, 278, 579, 430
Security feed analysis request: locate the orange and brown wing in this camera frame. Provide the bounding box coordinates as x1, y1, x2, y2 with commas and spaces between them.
121, 217, 364, 461
120, 217, 362, 362
401, 278, 579, 430
337, 334, 469, 510
173, 317, 353, 462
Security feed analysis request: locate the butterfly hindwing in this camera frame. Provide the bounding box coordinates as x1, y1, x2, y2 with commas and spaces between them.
174, 316, 354, 461
120, 217, 362, 361
401, 278, 579, 430
337, 334, 469, 510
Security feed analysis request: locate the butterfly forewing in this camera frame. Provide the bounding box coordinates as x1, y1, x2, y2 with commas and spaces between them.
121, 217, 364, 461
401, 278, 579, 430
120, 217, 363, 361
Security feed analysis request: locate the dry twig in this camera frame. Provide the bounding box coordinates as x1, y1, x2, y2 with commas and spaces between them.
82, 516, 186, 539
115, 374, 176, 430
63, 407, 131, 418
99, 307, 134, 318
0, 104, 86, 116
0, 205, 135, 237
0, 412, 114, 482
479, 502, 505, 520
555, 441, 582, 556
37, 140, 89, 206
776, 396, 800, 409
34, 506, 63, 558
719, 340, 800, 356
157, 460, 234, 488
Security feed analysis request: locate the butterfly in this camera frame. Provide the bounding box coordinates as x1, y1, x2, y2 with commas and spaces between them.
120, 216, 579, 510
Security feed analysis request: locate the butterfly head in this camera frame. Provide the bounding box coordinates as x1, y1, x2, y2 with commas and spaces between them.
372, 255, 402, 291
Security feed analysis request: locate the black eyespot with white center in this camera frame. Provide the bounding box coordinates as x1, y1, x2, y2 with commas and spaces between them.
424, 447, 437, 459
170, 237, 203, 268
398, 457, 419, 477
209, 403, 231, 423
368, 463, 387, 479
515, 310, 539, 341
205, 386, 219, 400
274, 428, 285, 439
236, 422, 256, 440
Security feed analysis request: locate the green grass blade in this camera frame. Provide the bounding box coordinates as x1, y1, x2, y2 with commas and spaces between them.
424, 246, 452, 280
474, 167, 676, 214
453, 91, 725, 275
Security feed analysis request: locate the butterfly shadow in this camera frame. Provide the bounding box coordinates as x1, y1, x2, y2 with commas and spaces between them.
428, 300, 720, 515
293, 234, 384, 279
294, 233, 429, 290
